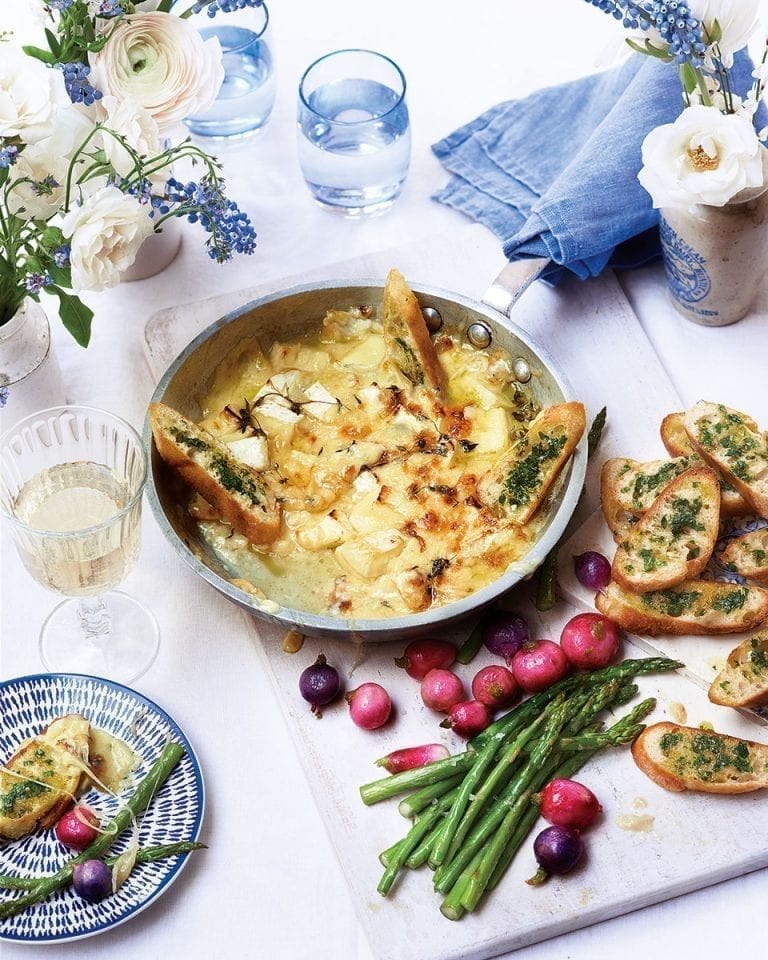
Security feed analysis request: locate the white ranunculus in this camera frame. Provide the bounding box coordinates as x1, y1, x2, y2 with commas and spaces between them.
100, 95, 162, 177
638, 105, 764, 209
7, 109, 96, 220
61, 186, 155, 292
0, 47, 70, 144
688, 0, 761, 67
89, 13, 224, 132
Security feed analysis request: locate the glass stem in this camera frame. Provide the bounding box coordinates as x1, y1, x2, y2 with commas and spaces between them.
77, 597, 112, 639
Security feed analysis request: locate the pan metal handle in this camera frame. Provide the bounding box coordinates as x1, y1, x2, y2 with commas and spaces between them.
482, 256, 551, 318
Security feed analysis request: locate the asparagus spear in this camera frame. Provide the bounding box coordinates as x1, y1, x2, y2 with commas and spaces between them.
0, 742, 185, 920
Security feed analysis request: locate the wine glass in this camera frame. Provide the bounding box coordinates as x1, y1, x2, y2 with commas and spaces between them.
0, 405, 159, 683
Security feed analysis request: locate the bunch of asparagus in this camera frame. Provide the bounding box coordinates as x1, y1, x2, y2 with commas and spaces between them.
360, 656, 681, 920
0, 742, 204, 920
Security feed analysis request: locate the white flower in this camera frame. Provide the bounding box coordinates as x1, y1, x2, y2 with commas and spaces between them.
7, 109, 96, 220
0, 47, 70, 144
100, 95, 162, 177
61, 186, 155, 292
688, 0, 761, 67
89, 13, 224, 132
638, 105, 764, 208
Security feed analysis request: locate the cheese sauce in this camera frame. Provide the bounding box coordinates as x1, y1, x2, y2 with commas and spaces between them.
194, 307, 549, 619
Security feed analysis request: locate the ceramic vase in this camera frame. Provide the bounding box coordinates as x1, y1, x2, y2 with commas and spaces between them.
0, 299, 65, 426
121, 218, 182, 283
659, 151, 768, 326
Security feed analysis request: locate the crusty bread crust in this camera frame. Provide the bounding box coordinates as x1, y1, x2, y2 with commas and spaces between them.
382, 268, 446, 394
709, 630, 768, 707
595, 579, 768, 636
632, 721, 768, 794
720, 528, 768, 584
150, 402, 281, 546
611, 465, 720, 592
477, 401, 585, 524
600, 455, 693, 539
684, 401, 768, 516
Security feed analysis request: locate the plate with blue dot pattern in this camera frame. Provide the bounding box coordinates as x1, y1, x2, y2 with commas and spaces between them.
0, 674, 204, 943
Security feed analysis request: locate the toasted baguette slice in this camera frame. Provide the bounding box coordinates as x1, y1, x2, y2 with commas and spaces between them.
382, 268, 445, 396
683, 401, 768, 515
149, 402, 281, 546
600, 455, 694, 539
632, 721, 768, 793
720, 527, 768, 583
595, 578, 768, 635
611, 465, 720, 592
0, 715, 90, 840
477, 402, 585, 524
660, 411, 751, 516
709, 631, 768, 707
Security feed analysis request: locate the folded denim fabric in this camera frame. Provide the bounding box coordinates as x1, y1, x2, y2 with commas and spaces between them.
432, 52, 762, 283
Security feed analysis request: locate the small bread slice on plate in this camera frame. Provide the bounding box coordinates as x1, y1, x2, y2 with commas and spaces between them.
0, 715, 90, 840
600, 455, 694, 539
709, 630, 768, 707
611, 465, 720, 592
150, 402, 281, 546
660, 411, 751, 516
477, 401, 585, 525
595, 578, 768, 636
720, 527, 768, 583
632, 721, 768, 793
683, 401, 768, 515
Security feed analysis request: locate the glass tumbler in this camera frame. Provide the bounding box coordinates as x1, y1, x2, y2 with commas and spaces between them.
297, 48, 411, 216
0, 406, 160, 684
184, 1, 275, 139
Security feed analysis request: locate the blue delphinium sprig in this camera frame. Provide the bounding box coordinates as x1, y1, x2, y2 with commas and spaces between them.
57, 62, 103, 106
190, 0, 265, 18
0, 385, 9, 409
0, 146, 18, 168
163, 177, 257, 261
24, 273, 53, 295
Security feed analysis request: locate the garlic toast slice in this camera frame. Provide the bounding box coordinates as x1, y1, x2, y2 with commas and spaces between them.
150, 402, 281, 546
0, 715, 90, 840
709, 630, 768, 708
660, 411, 750, 516
595, 578, 768, 635
632, 722, 768, 794
721, 527, 768, 583
382, 268, 445, 396
611, 465, 720, 592
600, 455, 694, 540
477, 402, 585, 524
683, 402, 768, 515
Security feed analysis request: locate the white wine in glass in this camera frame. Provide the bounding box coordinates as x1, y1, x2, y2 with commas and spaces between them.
0, 406, 159, 683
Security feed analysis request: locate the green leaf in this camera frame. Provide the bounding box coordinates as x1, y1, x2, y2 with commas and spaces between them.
0, 167, 7, 189
21, 45, 56, 65
47, 264, 71, 288
679, 61, 699, 95
44, 28, 61, 58
0, 254, 14, 281
625, 37, 674, 62
41, 226, 65, 250
708, 18, 722, 44
49, 286, 93, 347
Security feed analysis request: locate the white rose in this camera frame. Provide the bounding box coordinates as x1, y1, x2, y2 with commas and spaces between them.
638, 105, 764, 209
689, 0, 761, 67
7, 109, 96, 220
89, 13, 224, 132
61, 186, 155, 292
100, 95, 162, 177
0, 47, 70, 144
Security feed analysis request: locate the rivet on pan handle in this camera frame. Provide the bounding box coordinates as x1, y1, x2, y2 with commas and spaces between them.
482, 257, 551, 319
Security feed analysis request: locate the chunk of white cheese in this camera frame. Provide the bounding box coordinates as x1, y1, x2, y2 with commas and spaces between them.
334, 529, 405, 579
341, 336, 386, 369
296, 515, 345, 551
471, 408, 510, 453
226, 435, 270, 470
303, 383, 339, 421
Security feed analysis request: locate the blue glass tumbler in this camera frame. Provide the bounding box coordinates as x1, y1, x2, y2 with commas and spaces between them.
184, 2, 275, 139
297, 49, 411, 216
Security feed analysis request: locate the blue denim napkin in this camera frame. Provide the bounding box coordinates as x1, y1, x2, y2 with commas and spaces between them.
432, 52, 762, 283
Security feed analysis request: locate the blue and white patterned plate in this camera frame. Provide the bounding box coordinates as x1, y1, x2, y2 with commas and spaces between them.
0, 674, 205, 943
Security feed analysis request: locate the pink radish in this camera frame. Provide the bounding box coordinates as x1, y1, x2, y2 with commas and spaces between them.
375, 743, 450, 774
420, 669, 465, 713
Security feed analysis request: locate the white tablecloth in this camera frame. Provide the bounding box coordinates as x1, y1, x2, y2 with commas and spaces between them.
2, 2, 767, 958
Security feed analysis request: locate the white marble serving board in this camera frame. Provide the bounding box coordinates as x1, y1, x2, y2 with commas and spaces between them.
144, 228, 768, 960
